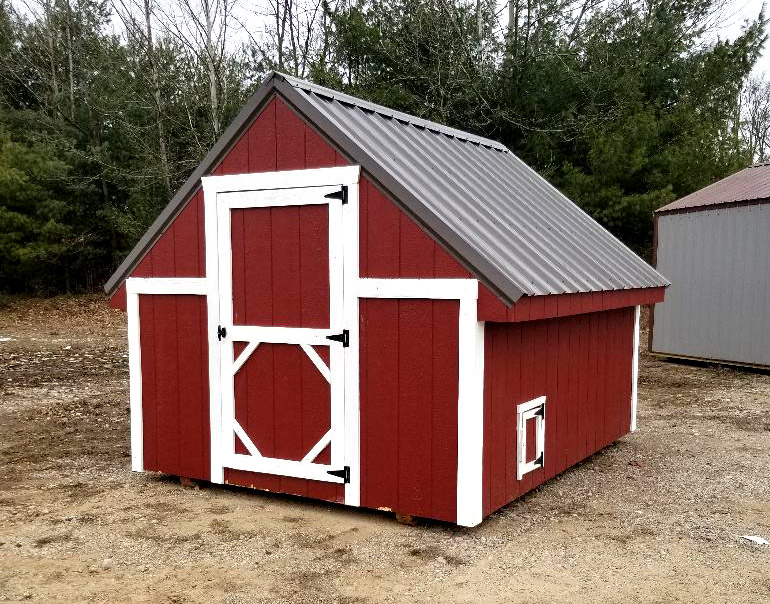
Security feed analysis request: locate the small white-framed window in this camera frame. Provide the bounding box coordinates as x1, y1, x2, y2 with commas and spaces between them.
516, 396, 546, 480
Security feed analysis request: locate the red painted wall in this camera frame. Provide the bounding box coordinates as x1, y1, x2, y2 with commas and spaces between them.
478, 285, 665, 323
230, 204, 330, 328
359, 298, 460, 522
139, 294, 210, 481
109, 95, 469, 312
359, 178, 470, 279
482, 307, 635, 516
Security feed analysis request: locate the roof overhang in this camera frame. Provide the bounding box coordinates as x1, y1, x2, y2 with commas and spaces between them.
655, 196, 770, 216
104, 72, 525, 305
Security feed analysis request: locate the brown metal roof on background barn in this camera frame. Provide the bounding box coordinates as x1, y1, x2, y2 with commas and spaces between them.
656, 162, 770, 214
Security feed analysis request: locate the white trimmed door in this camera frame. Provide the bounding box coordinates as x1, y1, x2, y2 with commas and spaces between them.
212, 177, 353, 488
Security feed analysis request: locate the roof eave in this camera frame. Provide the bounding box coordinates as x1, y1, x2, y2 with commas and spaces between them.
104, 72, 282, 295
655, 196, 770, 215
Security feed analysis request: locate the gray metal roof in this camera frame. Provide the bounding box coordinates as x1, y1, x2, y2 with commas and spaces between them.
106, 71, 668, 303
657, 163, 770, 214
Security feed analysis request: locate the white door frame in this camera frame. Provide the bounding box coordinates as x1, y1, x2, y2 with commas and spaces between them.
201, 165, 486, 525
202, 166, 361, 504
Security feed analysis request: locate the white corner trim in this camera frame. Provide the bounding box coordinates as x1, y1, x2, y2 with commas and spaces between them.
126, 277, 208, 295
456, 312, 486, 528
233, 419, 262, 458
630, 305, 641, 432
232, 341, 260, 375
300, 344, 331, 383
201, 165, 360, 195
516, 396, 546, 481
342, 181, 361, 507
302, 430, 333, 463
127, 290, 143, 472
203, 176, 224, 484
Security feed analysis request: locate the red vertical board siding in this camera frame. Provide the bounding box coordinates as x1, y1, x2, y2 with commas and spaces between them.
109, 283, 127, 311
248, 97, 277, 171
360, 299, 459, 523
140, 299, 158, 470
477, 285, 666, 323
218, 133, 250, 175
139, 294, 210, 481
306, 126, 337, 168
129, 193, 206, 280
230, 206, 329, 328
359, 178, 470, 279
127, 95, 470, 287
482, 307, 635, 516
276, 100, 306, 171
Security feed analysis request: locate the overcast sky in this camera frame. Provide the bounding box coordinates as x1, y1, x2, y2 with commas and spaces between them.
711, 0, 768, 75
103, 0, 770, 80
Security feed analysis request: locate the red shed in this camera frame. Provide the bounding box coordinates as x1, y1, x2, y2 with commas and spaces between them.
105, 73, 668, 526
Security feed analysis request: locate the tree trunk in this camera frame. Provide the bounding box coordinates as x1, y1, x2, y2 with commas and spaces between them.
567, 0, 591, 48
203, 0, 221, 137
44, 0, 59, 113
143, 0, 172, 197
509, 0, 520, 60
64, 0, 75, 121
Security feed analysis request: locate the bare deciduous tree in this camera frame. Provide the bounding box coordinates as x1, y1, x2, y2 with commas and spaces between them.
113, 0, 172, 195
241, 0, 327, 78
155, 0, 238, 137
741, 77, 770, 163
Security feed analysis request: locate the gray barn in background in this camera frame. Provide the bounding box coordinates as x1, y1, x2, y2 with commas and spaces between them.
651, 163, 770, 368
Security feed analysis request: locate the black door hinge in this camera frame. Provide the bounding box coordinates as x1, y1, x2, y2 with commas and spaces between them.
535, 404, 545, 419
217, 325, 227, 340
327, 466, 350, 483
534, 452, 544, 468
326, 329, 349, 347
324, 185, 348, 205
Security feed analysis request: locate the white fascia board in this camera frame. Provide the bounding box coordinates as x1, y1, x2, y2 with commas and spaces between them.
201, 165, 360, 195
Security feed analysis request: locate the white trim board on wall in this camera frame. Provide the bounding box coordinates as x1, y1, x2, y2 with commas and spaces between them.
356, 277, 485, 528
630, 305, 640, 432
125, 277, 208, 473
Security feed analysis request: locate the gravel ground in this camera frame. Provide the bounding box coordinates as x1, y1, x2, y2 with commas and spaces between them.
0, 296, 768, 603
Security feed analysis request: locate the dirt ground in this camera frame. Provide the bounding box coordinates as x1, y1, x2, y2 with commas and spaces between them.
0, 296, 768, 603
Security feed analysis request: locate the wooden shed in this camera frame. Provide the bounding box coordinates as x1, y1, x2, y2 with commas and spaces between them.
651, 163, 770, 368
106, 72, 668, 527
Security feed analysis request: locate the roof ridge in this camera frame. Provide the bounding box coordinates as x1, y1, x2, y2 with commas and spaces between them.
275, 72, 509, 152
